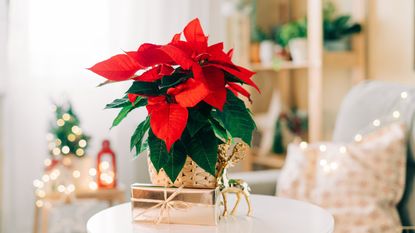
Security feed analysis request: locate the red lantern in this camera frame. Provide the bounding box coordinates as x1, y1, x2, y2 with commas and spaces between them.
96, 140, 117, 189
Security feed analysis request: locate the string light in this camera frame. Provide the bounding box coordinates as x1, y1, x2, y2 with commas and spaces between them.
339, 146, 347, 154
354, 134, 362, 142
99, 161, 110, 170
57, 185, 66, 193
71, 126, 82, 135
67, 134, 76, 142
43, 159, 52, 167
36, 200, 44, 208
319, 144, 327, 152
76, 148, 84, 156
299, 141, 308, 149
52, 148, 61, 156
320, 159, 327, 166
372, 119, 381, 127
50, 170, 60, 180
36, 190, 46, 198
89, 168, 97, 176
57, 119, 65, 127
89, 181, 98, 190
33, 179, 44, 188
78, 139, 87, 148
42, 175, 50, 183
55, 139, 62, 146
66, 184, 75, 193
62, 113, 71, 121
61, 146, 70, 154
401, 91, 408, 99
72, 170, 81, 178
393, 111, 400, 119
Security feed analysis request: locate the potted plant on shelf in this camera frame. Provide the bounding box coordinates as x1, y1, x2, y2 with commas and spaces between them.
323, 1, 362, 51
88, 18, 258, 189
276, 18, 308, 64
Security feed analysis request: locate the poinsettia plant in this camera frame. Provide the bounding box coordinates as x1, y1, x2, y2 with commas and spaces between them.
88, 18, 258, 182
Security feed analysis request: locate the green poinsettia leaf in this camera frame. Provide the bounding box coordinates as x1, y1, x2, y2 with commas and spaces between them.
126, 81, 160, 96
111, 97, 147, 128
208, 117, 229, 142
186, 109, 209, 137
216, 90, 256, 145
159, 72, 190, 90
184, 126, 218, 175
130, 116, 150, 151
105, 96, 130, 109
162, 141, 187, 183
112, 105, 133, 128
224, 72, 246, 85
148, 130, 168, 172
138, 139, 149, 155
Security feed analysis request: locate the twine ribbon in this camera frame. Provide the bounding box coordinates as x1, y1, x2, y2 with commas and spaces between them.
131, 185, 191, 224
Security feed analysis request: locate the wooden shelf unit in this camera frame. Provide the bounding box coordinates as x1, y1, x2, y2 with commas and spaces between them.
227, 0, 368, 170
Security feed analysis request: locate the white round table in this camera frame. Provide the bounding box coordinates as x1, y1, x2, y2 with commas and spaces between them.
87, 194, 334, 233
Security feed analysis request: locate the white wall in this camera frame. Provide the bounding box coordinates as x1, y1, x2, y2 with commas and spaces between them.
368, 0, 415, 84
2, 1, 223, 232
0, 0, 7, 231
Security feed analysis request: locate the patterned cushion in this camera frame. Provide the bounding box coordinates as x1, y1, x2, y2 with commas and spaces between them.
278, 123, 407, 233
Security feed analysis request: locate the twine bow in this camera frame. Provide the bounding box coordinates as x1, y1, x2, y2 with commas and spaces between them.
131, 185, 191, 224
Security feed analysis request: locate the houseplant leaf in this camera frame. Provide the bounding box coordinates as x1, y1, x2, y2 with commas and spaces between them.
105, 96, 130, 109
130, 116, 150, 152
148, 130, 168, 172
186, 109, 209, 137
184, 125, 218, 175
126, 81, 160, 96
162, 141, 188, 182
111, 97, 147, 128
216, 90, 256, 145
208, 116, 229, 141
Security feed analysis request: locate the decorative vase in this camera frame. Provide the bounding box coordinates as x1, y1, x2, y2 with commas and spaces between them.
147, 155, 217, 189
288, 38, 308, 64
324, 37, 350, 51
259, 40, 274, 66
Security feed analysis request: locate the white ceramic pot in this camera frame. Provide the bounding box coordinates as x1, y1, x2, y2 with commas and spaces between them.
259, 40, 274, 66
288, 38, 308, 64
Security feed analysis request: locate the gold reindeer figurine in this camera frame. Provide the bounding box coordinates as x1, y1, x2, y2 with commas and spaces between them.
216, 142, 252, 216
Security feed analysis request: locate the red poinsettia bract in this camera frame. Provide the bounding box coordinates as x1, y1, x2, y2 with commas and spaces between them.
89, 18, 258, 151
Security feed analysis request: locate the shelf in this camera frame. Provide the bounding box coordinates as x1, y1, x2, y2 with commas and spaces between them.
251, 51, 357, 73
252, 154, 286, 169
323, 51, 357, 68
250, 61, 310, 72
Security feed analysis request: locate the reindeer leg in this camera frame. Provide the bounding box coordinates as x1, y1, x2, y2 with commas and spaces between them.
221, 191, 228, 217
242, 191, 252, 216
231, 192, 241, 215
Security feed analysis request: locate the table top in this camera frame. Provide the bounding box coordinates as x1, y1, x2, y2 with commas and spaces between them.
87, 194, 334, 233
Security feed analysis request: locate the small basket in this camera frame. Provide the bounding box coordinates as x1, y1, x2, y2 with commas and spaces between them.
147, 156, 217, 189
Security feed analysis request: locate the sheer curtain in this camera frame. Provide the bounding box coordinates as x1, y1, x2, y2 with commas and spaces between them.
2, 1, 223, 232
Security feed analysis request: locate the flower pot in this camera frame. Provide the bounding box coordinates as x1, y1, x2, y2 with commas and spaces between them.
288, 38, 308, 64
259, 40, 274, 66
147, 155, 217, 189
324, 38, 350, 51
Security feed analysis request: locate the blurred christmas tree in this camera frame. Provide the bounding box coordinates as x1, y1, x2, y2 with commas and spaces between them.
47, 103, 90, 158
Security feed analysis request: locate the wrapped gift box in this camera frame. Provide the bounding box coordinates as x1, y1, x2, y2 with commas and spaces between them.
131, 184, 220, 225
